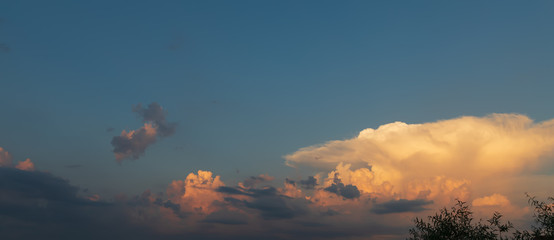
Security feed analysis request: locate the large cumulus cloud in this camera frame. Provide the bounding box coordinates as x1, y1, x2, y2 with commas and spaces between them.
285, 114, 554, 219
286, 114, 554, 173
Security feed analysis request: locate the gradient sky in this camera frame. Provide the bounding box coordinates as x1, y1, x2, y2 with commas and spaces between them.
1, 1, 554, 239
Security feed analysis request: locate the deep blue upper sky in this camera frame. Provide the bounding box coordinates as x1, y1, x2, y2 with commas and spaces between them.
1, 0, 554, 195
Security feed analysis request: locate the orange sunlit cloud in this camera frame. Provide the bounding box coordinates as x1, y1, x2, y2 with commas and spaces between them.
0, 147, 35, 171
285, 114, 554, 213
1, 114, 553, 239
124, 114, 554, 236
167, 170, 226, 215
0, 147, 13, 167
15, 158, 35, 171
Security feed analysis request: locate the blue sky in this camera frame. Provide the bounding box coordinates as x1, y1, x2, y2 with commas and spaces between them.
1, 3, 554, 238
2, 1, 554, 195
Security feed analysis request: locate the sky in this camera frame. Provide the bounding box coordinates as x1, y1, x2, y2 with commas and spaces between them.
1, 1, 554, 239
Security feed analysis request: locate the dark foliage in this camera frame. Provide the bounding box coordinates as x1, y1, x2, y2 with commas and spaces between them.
408, 200, 513, 240
408, 195, 554, 240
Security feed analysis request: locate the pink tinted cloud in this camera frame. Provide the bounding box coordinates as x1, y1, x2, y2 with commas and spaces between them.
0, 147, 35, 171
0, 147, 13, 167
15, 158, 35, 171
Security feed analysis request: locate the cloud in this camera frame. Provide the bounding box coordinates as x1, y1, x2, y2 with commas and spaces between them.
0, 168, 110, 238
0, 167, 180, 240
299, 176, 318, 189
219, 187, 310, 220
15, 158, 35, 171
0, 167, 82, 203
285, 178, 296, 185
217, 183, 283, 200
472, 193, 510, 207
8, 114, 554, 239
287, 114, 554, 171
0, 147, 36, 171
285, 114, 554, 206
166, 170, 225, 215
0, 147, 13, 167
111, 103, 177, 162
156, 171, 395, 237
471, 193, 529, 221
242, 195, 306, 220
0, 166, 488, 239
132, 102, 177, 137
372, 199, 433, 214
239, 174, 274, 188
111, 123, 158, 161
0, 165, 405, 239
202, 209, 248, 225
323, 173, 360, 199
87, 194, 101, 202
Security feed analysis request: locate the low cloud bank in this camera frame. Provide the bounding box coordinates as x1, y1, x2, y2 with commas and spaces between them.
4, 114, 554, 239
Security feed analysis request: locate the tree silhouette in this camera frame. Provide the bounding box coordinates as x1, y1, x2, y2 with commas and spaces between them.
408, 195, 554, 240
513, 194, 554, 240
408, 200, 513, 240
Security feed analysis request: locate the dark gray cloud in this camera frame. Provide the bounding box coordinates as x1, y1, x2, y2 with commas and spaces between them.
323, 174, 360, 199
111, 102, 177, 162
0, 167, 406, 239
132, 102, 177, 137
217, 186, 247, 195
127, 189, 186, 218
299, 176, 318, 189
111, 125, 158, 161
217, 185, 309, 220
202, 209, 248, 225
216, 186, 278, 198
240, 174, 274, 188
0, 167, 82, 203
295, 221, 328, 227
321, 208, 340, 217
244, 196, 300, 219
224, 195, 309, 220
285, 178, 296, 185
0, 167, 155, 240
371, 199, 433, 214
284, 176, 317, 189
